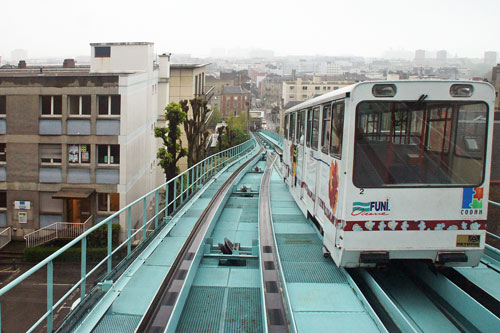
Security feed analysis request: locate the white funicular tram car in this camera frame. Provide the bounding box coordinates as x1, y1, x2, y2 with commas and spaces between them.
282, 80, 495, 267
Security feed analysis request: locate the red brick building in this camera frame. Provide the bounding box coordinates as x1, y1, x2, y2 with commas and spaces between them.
220, 85, 251, 117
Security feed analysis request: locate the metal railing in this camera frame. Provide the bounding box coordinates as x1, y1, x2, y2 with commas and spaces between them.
260, 130, 283, 147
0, 227, 12, 250
0, 137, 256, 333
24, 216, 93, 248
487, 200, 500, 245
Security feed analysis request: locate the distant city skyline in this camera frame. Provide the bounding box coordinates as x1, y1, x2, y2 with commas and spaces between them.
1, 0, 499, 61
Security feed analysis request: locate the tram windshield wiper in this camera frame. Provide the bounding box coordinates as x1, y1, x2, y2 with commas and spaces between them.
405, 94, 428, 110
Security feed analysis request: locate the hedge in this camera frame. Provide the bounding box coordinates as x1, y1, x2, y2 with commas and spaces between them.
24, 224, 121, 262
24, 246, 108, 263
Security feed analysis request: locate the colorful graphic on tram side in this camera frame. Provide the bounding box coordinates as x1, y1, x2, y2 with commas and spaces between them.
352, 200, 390, 216
461, 187, 483, 215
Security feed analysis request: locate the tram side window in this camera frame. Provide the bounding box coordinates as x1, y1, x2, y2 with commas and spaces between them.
284, 115, 289, 139
289, 113, 296, 142
321, 104, 331, 154
311, 107, 320, 150
297, 110, 306, 145
330, 101, 344, 157
306, 109, 312, 147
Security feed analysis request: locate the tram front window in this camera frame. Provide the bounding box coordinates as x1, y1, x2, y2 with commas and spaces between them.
353, 101, 488, 187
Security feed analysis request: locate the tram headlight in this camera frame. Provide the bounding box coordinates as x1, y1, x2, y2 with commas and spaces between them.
372, 84, 397, 97
450, 84, 473, 97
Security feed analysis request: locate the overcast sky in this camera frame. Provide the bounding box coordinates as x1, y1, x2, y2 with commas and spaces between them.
1, 0, 499, 60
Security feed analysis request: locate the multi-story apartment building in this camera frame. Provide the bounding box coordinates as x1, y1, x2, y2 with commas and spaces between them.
258, 75, 282, 108
281, 77, 354, 107
0, 42, 170, 241
220, 86, 251, 117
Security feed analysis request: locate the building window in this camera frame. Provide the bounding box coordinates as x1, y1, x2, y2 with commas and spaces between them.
98, 193, 119, 212
315, 86, 321, 91
0, 191, 6, 210
0, 143, 5, 163
0, 96, 5, 116
98, 95, 120, 116
41, 96, 62, 116
40, 144, 62, 164
333, 87, 338, 90
98, 145, 120, 164
289, 94, 295, 99
68, 144, 91, 164
302, 86, 308, 90
95, 46, 111, 58
69, 96, 91, 116
302, 94, 308, 99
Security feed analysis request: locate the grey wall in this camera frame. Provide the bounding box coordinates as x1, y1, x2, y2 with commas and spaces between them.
6, 143, 38, 182
6, 95, 39, 135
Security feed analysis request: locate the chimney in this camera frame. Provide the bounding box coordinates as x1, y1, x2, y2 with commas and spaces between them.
18, 60, 27, 69
63, 59, 75, 68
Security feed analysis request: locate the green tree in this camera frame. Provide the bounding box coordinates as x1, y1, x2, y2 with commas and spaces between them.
182, 98, 211, 168
207, 106, 222, 129
218, 114, 250, 151
155, 102, 187, 210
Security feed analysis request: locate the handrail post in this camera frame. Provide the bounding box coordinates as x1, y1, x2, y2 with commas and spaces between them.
155, 190, 159, 230
107, 220, 112, 274
81, 236, 86, 301
180, 175, 184, 205
173, 180, 177, 212
143, 197, 147, 241
127, 207, 132, 255
187, 169, 190, 198
165, 183, 169, 217
196, 164, 199, 187
47, 260, 53, 333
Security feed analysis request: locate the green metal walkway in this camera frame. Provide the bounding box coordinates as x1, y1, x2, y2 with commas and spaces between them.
175, 161, 267, 332
73, 151, 259, 332
269, 169, 383, 332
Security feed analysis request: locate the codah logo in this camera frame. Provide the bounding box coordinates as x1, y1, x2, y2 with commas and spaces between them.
352, 200, 390, 216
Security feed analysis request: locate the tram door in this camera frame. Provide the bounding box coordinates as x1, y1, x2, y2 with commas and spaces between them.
296, 110, 306, 197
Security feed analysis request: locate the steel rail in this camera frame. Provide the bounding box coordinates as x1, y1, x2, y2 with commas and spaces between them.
137, 141, 265, 332
258, 150, 292, 332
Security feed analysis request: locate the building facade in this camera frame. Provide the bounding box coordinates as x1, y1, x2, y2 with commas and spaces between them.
0, 42, 168, 241
281, 77, 354, 107
220, 86, 251, 117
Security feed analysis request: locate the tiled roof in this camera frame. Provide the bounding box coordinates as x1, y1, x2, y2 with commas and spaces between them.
221, 85, 250, 95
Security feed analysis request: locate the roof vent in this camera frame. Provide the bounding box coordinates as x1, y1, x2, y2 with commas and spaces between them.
63, 59, 76, 68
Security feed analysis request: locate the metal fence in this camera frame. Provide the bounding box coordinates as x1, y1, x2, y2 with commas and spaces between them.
24, 216, 93, 248
0, 138, 255, 333
260, 130, 283, 147
0, 227, 11, 250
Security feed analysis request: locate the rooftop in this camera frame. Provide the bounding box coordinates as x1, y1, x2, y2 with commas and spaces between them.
90, 42, 154, 46
222, 85, 251, 95
171, 63, 210, 69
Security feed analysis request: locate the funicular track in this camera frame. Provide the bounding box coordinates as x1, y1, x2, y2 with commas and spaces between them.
259, 151, 290, 332
137, 138, 266, 332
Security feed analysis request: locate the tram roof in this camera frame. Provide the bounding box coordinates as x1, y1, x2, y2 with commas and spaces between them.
284, 80, 494, 114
